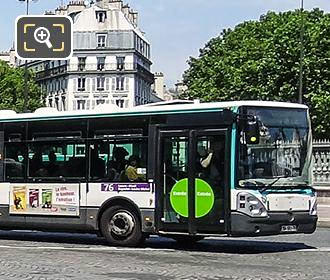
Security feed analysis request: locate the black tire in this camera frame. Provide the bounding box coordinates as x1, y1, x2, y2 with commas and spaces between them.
172, 235, 204, 245
100, 205, 143, 247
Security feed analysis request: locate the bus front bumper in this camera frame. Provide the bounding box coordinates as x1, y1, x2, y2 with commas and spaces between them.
230, 211, 317, 237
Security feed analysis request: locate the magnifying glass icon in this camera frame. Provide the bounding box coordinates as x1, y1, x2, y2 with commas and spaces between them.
34, 27, 53, 49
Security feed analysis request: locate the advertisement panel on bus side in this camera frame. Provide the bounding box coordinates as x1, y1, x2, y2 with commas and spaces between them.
9, 184, 80, 216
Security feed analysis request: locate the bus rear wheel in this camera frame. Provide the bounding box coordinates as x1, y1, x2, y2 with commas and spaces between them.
100, 205, 143, 247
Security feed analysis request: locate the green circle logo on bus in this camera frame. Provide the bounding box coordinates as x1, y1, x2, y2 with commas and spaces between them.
169, 178, 215, 218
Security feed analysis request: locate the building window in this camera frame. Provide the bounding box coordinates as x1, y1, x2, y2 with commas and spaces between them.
44, 62, 50, 70
97, 76, 105, 91
116, 76, 125, 91
77, 100, 86, 110
96, 99, 105, 105
62, 96, 66, 111
117, 56, 125, 70
55, 97, 59, 110
97, 57, 105, 71
61, 79, 67, 91
56, 80, 60, 91
78, 77, 86, 91
96, 11, 107, 23
116, 99, 124, 108
97, 34, 107, 48
78, 57, 86, 71
140, 41, 144, 54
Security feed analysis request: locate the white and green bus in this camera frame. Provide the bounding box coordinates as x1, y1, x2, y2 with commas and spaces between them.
0, 101, 317, 246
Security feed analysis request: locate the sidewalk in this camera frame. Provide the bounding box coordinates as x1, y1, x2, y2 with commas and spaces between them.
317, 204, 330, 228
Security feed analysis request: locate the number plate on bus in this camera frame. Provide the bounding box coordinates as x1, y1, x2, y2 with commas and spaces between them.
281, 225, 297, 232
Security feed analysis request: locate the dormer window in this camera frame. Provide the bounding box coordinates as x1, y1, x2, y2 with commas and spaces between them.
96, 11, 107, 23
97, 34, 107, 48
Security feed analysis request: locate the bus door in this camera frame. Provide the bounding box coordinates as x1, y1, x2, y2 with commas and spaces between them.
156, 128, 229, 235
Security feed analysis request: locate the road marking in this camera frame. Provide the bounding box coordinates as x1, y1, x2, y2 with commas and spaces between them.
318, 205, 330, 208
299, 247, 330, 252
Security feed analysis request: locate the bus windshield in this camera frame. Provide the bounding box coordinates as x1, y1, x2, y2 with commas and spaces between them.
238, 107, 312, 188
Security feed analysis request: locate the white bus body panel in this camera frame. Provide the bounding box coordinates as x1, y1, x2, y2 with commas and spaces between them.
0, 183, 10, 205
86, 182, 155, 209
231, 189, 311, 212
267, 194, 310, 211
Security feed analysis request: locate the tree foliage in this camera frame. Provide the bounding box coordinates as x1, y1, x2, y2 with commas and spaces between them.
183, 9, 330, 138
0, 61, 44, 112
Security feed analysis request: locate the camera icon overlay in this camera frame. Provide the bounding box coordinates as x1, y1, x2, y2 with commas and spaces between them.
16, 16, 73, 60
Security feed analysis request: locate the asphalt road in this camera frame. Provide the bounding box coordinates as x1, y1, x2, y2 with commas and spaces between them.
0, 228, 329, 280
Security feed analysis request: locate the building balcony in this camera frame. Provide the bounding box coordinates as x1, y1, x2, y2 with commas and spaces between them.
36, 64, 68, 80
72, 87, 129, 95
68, 62, 138, 72
35, 62, 153, 81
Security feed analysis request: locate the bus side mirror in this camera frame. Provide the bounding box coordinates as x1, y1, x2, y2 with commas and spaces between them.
245, 119, 260, 144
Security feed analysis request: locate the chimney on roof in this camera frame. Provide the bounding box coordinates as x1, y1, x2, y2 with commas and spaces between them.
108, 0, 123, 10
122, 4, 130, 17
95, 0, 106, 9
66, 0, 86, 14
128, 9, 138, 26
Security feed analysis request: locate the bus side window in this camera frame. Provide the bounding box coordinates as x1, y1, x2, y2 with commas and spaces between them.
28, 143, 86, 179
4, 143, 25, 180
66, 143, 86, 178
89, 139, 148, 182
107, 145, 129, 181
90, 143, 106, 179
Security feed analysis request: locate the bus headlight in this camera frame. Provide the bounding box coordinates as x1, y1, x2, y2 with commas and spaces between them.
309, 195, 317, 216
237, 192, 268, 217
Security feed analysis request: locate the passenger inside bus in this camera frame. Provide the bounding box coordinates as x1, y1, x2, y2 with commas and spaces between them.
198, 141, 224, 187
107, 146, 129, 180
46, 151, 60, 177
90, 145, 106, 178
30, 149, 46, 177
124, 155, 146, 182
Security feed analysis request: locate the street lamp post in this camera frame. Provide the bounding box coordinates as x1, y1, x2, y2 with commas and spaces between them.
18, 0, 30, 112
298, 0, 304, 104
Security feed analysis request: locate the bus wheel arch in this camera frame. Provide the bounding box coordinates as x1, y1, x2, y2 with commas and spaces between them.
98, 197, 144, 246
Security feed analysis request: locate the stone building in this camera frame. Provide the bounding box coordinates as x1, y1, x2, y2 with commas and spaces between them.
19, 0, 153, 111
0, 48, 16, 67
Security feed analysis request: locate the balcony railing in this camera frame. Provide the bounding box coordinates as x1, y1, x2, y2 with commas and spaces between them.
36, 65, 68, 80
35, 63, 152, 80
68, 63, 137, 72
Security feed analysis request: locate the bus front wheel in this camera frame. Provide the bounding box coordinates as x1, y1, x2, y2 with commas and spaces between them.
100, 205, 143, 247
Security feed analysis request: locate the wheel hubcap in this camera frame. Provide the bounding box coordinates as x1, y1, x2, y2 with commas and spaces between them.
109, 212, 135, 237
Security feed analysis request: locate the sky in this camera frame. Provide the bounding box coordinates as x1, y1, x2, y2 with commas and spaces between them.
0, 0, 329, 87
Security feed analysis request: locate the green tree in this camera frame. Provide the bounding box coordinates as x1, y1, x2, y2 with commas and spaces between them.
0, 61, 44, 112
183, 9, 330, 138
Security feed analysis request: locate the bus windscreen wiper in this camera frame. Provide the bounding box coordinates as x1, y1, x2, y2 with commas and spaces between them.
239, 180, 266, 188
266, 175, 289, 187
240, 176, 289, 189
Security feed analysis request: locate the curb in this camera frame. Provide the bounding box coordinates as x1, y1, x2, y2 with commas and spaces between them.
317, 220, 330, 228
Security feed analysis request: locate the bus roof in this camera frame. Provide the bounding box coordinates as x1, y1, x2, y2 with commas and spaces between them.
0, 100, 308, 122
